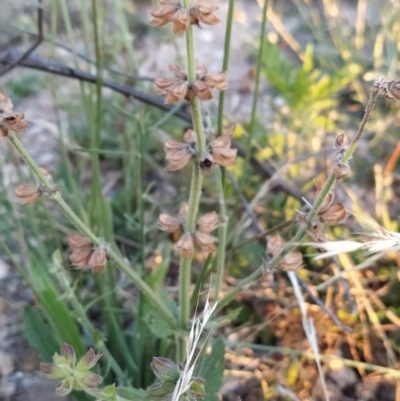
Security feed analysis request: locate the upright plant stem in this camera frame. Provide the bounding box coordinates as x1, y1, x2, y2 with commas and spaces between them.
7, 132, 178, 330
217, 0, 235, 136
178, 0, 207, 360
214, 0, 235, 300
214, 167, 228, 299
90, 0, 105, 214
244, 0, 269, 169
216, 77, 384, 313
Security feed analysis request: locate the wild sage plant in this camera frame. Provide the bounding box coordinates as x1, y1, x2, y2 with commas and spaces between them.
2, 0, 400, 399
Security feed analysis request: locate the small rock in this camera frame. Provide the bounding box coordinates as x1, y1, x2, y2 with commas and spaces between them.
0, 350, 15, 376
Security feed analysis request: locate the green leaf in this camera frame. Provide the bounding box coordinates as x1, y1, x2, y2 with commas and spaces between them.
23, 304, 60, 361
201, 338, 225, 401
143, 307, 174, 339
29, 253, 85, 356
116, 386, 147, 400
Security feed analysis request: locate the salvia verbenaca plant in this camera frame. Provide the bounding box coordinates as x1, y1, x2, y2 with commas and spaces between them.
3, 0, 400, 399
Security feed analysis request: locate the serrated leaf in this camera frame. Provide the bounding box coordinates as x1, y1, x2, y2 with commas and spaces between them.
143, 290, 178, 338
143, 309, 174, 339
23, 304, 60, 361
201, 338, 225, 401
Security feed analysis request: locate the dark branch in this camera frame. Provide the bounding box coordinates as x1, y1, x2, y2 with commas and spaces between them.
0, 0, 44, 77
0, 48, 303, 200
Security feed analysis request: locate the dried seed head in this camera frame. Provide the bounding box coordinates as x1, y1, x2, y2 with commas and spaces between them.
171, 7, 190, 33
333, 163, 351, 180
308, 221, 327, 253
88, 247, 107, 274
208, 134, 237, 167
267, 235, 285, 257
379, 79, 400, 101
176, 232, 194, 258
14, 184, 42, 204
178, 203, 189, 222
156, 64, 227, 103
0, 93, 27, 137
68, 235, 92, 250
196, 211, 219, 232
69, 247, 93, 268
199, 151, 214, 175
164, 129, 197, 171
315, 183, 335, 214
319, 203, 348, 225
150, 0, 188, 33
190, 1, 220, 26
194, 231, 218, 253
155, 65, 188, 104
1, 113, 27, 137
279, 250, 303, 271
158, 213, 181, 232
0, 92, 13, 118
334, 133, 349, 152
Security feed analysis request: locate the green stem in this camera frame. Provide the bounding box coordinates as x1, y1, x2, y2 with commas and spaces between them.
178, 163, 204, 360
177, 0, 207, 360
55, 266, 130, 379
90, 0, 104, 216
230, 219, 294, 252
7, 132, 178, 330
216, 78, 383, 313
138, 118, 146, 272
244, 0, 269, 167
217, 0, 235, 136
214, 167, 228, 300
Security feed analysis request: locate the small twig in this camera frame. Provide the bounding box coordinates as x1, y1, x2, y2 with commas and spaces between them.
227, 170, 263, 233
297, 277, 353, 333
231, 219, 294, 252
0, 0, 44, 77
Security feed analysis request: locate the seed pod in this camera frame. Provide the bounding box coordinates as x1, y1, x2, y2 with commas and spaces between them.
88, 247, 107, 274
280, 250, 303, 271
158, 213, 181, 232
334, 133, 349, 152
69, 247, 93, 267
199, 151, 214, 175
176, 233, 194, 258
68, 235, 92, 250
308, 221, 327, 253
267, 235, 285, 257
178, 203, 189, 223
333, 164, 351, 180
0, 93, 13, 118
194, 231, 218, 253
381, 79, 400, 101
196, 211, 219, 233
319, 203, 347, 225
315, 182, 335, 214
14, 184, 42, 204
